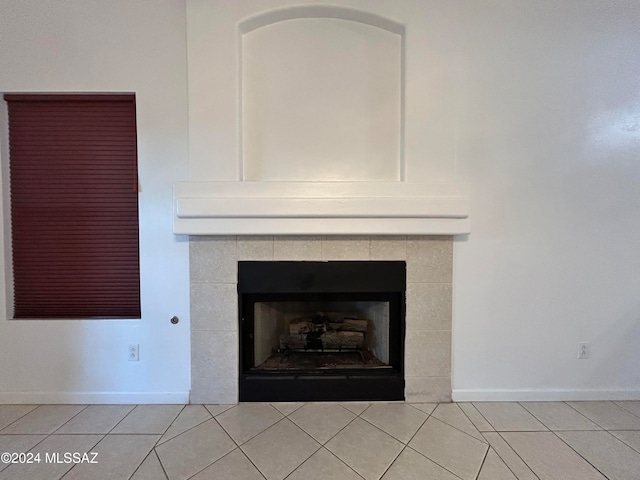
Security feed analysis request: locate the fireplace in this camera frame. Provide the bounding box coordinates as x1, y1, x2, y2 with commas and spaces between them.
238, 261, 405, 402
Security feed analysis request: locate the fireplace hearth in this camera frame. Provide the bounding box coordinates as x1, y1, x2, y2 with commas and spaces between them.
238, 261, 406, 402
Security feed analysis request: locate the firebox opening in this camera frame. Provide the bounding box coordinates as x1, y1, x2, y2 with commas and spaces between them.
253, 298, 391, 371
238, 261, 405, 402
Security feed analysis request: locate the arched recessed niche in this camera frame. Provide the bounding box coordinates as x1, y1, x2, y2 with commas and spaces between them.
240, 7, 404, 181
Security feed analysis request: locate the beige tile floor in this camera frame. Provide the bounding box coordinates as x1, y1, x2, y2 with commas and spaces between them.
1, 401, 640, 479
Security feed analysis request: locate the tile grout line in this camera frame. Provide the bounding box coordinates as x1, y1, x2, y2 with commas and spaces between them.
292, 403, 362, 447
473, 445, 490, 480
547, 427, 613, 480
127, 449, 167, 480
294, 446, 368, 480
609, 431, 640, 455
182, 446, 267, 480
58, 431, 106, 479
362, 404, 470, 480
214, 404, 285, 447
153, 404, 189, 447
469, 403, 499, 432
154, 446, 174, 480
379, 408, 469, 479
107, 404, 140, 435
612, 400, 640, 421
429, 405, 489, 445
513, 401, 549, 431
351, 405, 415, 445
493, 431, 542, 480
459, 403, 495, 433
480, 445, 522, 480
250, 416, 321, 480
403, 445, 466, 480
406, 413, 484, 480
563, 401, 609, 431
457, 402, 494, 434
155, 416, 214, 447
0, 404, 41, 433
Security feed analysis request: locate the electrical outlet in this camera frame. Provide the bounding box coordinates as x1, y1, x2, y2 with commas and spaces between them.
577, 342, 590, 359
128, 344, 139, 361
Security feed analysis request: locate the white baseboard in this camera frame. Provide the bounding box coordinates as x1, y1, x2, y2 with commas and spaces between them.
0, 391, 190, 404
452, 388, 640, 402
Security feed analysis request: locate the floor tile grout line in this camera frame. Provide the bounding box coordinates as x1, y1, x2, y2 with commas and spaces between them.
55, 404, 137, 436
548, 427, 613, 479
376, 445, 412, 480
430, 405, 489, 445
154, 449, 171, 480
58, 432, 106, 480
404, 444, 466, 480
563, 401, 610, 431
246, 417, 321, 480
213, 414, 245, 449
298, 446, 368, 480
127, 448, 167, 480
300, 406, 399, 479
154, 444, 176, 480
286, 403, 360, 445
482, 445, 522, 480
612, 400, 640, 422
465, 402, 496, 432
214, 405, 285, 447
280, 444, 324, 480
107, 404, 140, 435
155, 416, 214, 447
51, 404, 93, 435
310, 407, 360, 447
406, 402, 436, 416
493, 431, 542, 480
457, 402, 494, 435
609, 431, 640, 455
514, 401, 550, 432
203, 404, 235, 417
411, 409, 488, 479
181, 446, 266, 480
473, 444, 490, 480
153, 404, 190, 447
351, 409, 414, 445
0, 404, 40, 433
519, 401, 562, 432
2, 403, 90, 435
472, 402, 534, 433
403, 408, 432, 445
234, 446, 269, 480
271, 402, 305, 417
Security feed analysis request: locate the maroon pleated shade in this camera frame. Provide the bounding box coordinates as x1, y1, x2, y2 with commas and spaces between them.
5, 94, 140, 318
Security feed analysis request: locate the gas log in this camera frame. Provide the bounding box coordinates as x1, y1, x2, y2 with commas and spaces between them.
281, 314, 368, 350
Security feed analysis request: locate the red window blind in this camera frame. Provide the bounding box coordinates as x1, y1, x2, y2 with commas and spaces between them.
5, 94, 141, 319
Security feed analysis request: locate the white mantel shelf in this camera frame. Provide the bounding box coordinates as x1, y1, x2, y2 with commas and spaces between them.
174, 182, 470, 235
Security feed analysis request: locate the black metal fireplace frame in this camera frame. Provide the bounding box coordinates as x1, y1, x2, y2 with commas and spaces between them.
238, 261, 406, 402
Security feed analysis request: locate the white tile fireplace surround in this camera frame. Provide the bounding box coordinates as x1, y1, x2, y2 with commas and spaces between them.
190, 235, 452, 404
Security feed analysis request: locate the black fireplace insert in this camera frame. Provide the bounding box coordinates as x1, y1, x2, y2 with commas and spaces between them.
238, 261, 405, 402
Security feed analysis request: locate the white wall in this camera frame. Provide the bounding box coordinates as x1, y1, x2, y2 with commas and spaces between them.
453, 1, 640, 400
0, 0, 191, 403
0, 0, 638, 403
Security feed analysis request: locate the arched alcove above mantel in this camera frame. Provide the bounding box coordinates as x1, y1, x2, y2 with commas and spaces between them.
240, 9, 403, 181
